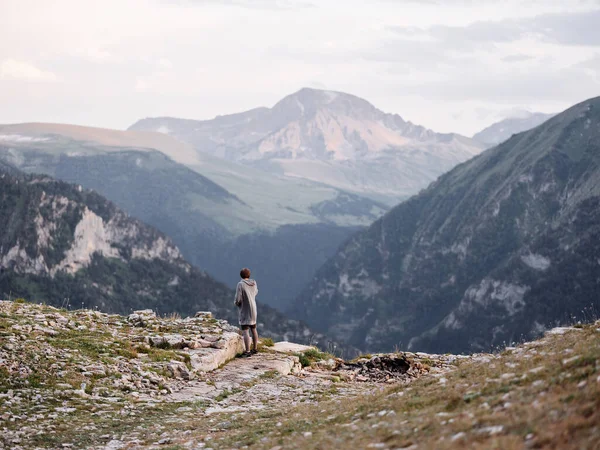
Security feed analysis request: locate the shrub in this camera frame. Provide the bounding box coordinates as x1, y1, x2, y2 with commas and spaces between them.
297, 353, 311, 367
115, 346, 138, 359
259, 370, 279, 380
261, 337, 275, 347
156, 340, 173, 350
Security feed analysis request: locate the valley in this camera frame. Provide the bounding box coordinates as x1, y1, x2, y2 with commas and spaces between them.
1, 91, 596, 357
0, 124, 383, 310
1, 88, 484, 311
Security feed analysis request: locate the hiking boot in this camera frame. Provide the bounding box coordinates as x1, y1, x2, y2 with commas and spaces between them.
250, 349, 258, 355
241, 351, 252, 358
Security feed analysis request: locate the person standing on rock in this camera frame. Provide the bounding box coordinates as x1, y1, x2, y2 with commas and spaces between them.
234, 268, 259, 357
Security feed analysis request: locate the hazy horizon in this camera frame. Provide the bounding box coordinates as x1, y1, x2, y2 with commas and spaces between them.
2, 0, 600, 135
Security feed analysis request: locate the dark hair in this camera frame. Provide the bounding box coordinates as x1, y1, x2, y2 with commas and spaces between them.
240, 268, 251, 279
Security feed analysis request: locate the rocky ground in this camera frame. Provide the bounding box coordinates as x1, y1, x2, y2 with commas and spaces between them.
1, 300, 599, 449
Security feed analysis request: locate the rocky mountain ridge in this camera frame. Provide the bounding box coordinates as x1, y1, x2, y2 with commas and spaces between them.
473, 111, 555, 147
1, 176, 181, 277
129, 87, 484, 201
293, 95, 600, 354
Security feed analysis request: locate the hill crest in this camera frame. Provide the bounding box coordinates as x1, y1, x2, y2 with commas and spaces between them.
1, 299, 598, 448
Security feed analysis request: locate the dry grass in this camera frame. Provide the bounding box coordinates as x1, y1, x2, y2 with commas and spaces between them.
3, 299, 598, 450
209, 323, 600, 449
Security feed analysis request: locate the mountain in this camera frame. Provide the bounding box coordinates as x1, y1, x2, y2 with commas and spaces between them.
0, 124, 385, 309
0, 165, 325, 343
129, 87, 485, 202
473, 111, 555, 147
292, 96, 600, 354
0, 122, 199, 164
0, 158, 20, 175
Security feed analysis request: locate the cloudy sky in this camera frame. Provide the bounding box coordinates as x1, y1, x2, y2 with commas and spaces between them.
1, 0, 599, 135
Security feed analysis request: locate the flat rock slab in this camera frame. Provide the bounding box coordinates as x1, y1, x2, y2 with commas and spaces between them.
189, 331, 244, 372
165, 382, 216, 402
230, 353, 300, 376
213, 353, 301, 389
161, 353, 302, 404
271, 341, 315, 354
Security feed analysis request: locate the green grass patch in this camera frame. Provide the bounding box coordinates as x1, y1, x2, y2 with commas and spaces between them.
26, 372, 44, 388
155, 340, 173, 350
146, 347, 185, 363
297, 353, 311, 367
0, 318, 10, 330
215, 388, 241, 402
48, 330, 111, 359
260, 337, 275, 347
115, 346, 139, 359
295, 348, 335, 367
258, 370, 279, 380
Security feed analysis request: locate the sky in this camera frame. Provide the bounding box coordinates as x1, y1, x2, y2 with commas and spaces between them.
1, 0, 599, 135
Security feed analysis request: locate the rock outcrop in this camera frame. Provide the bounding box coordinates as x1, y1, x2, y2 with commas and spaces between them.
2, 300, 598, 449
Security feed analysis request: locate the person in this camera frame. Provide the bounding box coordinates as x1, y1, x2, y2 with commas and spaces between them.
234, 267, 259, 357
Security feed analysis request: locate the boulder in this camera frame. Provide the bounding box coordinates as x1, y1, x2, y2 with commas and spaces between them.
194, 311, 212, 319
339, 354, 411, 382
128, 310, 157, 327
167, 361, 194, 380
189, 332, 244, 372
148, 334, 187, 349
271, 341, 316, 354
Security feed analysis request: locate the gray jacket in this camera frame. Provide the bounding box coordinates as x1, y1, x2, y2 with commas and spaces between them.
234, 279, 258, 326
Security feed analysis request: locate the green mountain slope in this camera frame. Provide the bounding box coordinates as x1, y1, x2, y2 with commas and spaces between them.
292, 96, 600, 354
0, 130, 386, 309
0, 166, 321, 342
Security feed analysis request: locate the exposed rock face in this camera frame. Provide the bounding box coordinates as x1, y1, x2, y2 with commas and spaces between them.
271, 341, 316, 354
129, 87, 484, 201
338, 354, 411, 383
294, 96, 600, 354
0, 176, 182, 278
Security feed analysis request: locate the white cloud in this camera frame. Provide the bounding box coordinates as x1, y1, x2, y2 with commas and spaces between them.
75, 47, 118, 63
0, 59, 58, 82
157, 58, 173, 69
0, 0, 599, 134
